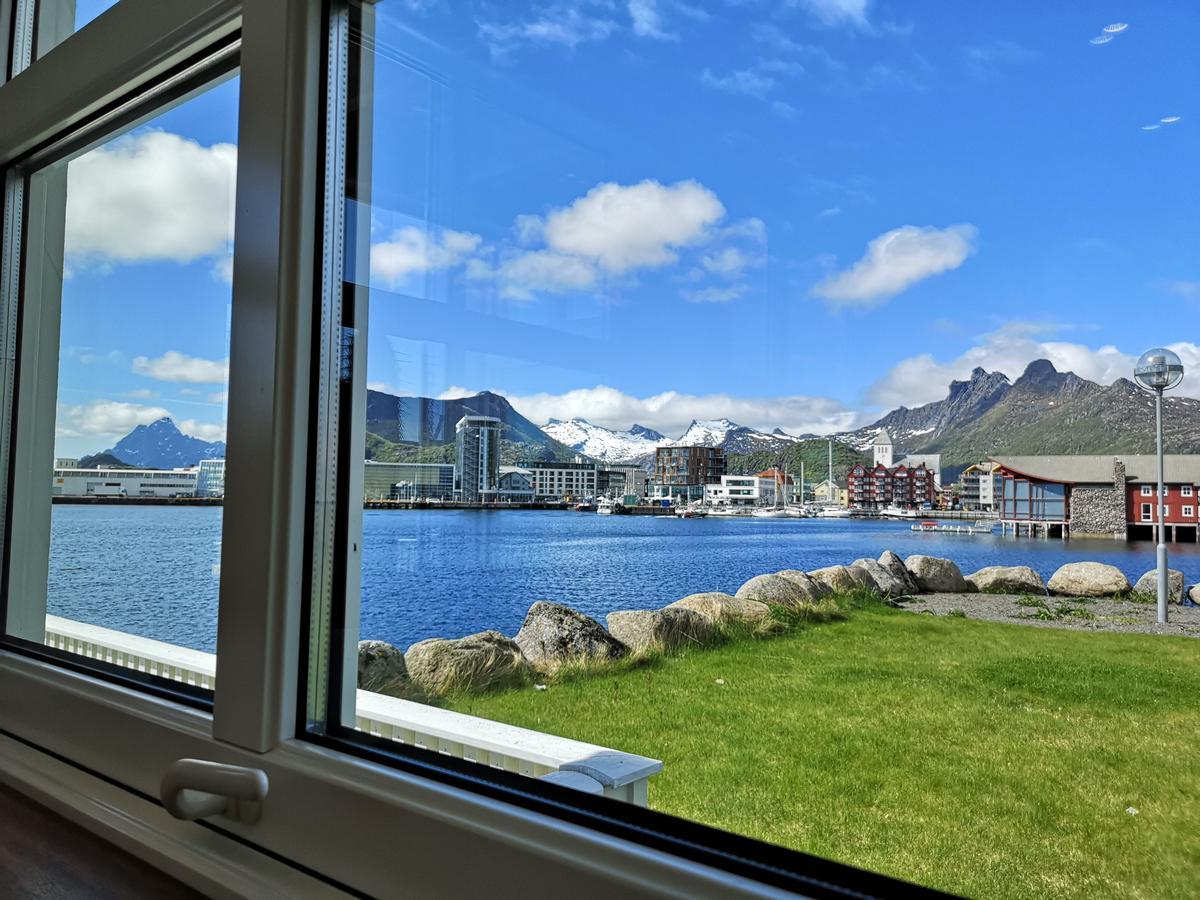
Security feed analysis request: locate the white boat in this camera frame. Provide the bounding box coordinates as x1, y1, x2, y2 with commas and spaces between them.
751, 507, 789, 519
596, 498, 618, 515
816, 505, 852, 518
784, 505, 808, 518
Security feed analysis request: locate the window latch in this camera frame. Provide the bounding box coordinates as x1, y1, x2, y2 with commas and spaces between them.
160, 759, 269, 824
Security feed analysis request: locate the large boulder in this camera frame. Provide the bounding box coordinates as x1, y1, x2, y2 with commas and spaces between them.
405, 631, 531, 696
852, 557, 910, 597
845, 564, 880, 592
904, 555, 971, 593
358, 640, 408, 696
1189, 584, 1200, 605
807, 565, 858, 594
1132, 569, 1185, 603
666, 592, 771, 626
515, 601, 627, 669
1047, 562, 1132, 597
965, 565, 1046, 595
735, 573, 811, 608
775, 570, 833, 602
879, 550, 920, 594
606, 608, 716, 653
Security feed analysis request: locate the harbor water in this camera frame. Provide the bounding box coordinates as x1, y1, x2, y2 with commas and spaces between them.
47, 505, 1200, 653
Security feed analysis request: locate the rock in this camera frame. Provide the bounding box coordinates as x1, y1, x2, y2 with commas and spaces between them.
904, 555, 971, 593
405, 631, 531, 696
606, 608, 716, 653
774, 570, 834, 601
735, 573, 811, 608
1190, 584, 1200, 605
1132, 569, 1185, 603
879, 550, 920, 594
965, 565, 1046, 595
515, 601, 627, 669
357, 640, 408, 696
666, 592, 771, 626
1047, 562, 1132, 597
845, 564, 880, 592
807, 565, 858, 594
852, 558, 910, 597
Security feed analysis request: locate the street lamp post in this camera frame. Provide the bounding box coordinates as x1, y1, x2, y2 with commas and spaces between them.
1133, 348, 1185, 624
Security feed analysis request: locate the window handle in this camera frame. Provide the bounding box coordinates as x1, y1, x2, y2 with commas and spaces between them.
161, 759, 269, 824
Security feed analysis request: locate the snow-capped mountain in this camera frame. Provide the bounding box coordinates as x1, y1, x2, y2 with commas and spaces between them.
541, 418, 667, 464
98, 418, 226, 469
671, 419, 799, 455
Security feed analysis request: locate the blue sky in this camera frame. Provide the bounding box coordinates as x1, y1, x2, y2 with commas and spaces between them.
55, 1, 1200, 455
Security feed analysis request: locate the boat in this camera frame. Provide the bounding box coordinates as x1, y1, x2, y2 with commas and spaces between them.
751, 507, 789, 518
751, 463, 791, 518
911, 520, 996, 535
574, 501, 597, 512
675, 507, 707, 519
784, 505, 808, 518
596, 498, 619, 515
816, 505, 852, 518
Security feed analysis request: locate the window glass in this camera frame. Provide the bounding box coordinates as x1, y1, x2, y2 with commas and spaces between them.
313, 2, 1200, 896
5, 76, 237, 685
30, 0, 121, 59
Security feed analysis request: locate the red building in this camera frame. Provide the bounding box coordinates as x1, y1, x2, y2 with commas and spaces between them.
847, 462, 936, 510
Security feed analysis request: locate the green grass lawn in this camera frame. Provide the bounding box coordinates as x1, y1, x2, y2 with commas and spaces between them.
450, 602, 1200, 898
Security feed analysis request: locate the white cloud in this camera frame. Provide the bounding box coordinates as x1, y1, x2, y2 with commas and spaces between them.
789, 0, 870, 28
478, 5, 619, 57
542, 179, 725, 272
178, 419, 227, 443
1165, 280, 1200, 300
125, 389, 159, 399
65, 131, 236, 268
493, 384, 860, 436
682, 284, 747, 303
818, 206, 842, 218
701, 247, 750, 276
57, 400, 171, 438
485, 250, 599, 300
132, 351, 229, 384
628, 0, 671, 38
208, 391, 228, 404
701, 66, 777, 98
370, 227, 482, 287
770, 100, 799, 119
866, 323, 1200, 408
813, 224, 978, 307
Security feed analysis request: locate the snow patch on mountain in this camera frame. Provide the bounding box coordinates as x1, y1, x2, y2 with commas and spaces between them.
541, 418, 667, 464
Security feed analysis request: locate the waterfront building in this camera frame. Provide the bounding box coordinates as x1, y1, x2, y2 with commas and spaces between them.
455, 415, 502, 502
652, 446, 724, 503
498, 467, 535, 503
194, 458, 226, 497
959, 461, 1001, 511
54, 457, 79, 469
598, 465, 647, 500
528, 459, 598, 501
896, 454, 942, 488
992, 454, 1200, 541
703, 473, 788, 507
872, 429, 894, 468
847, 462, 936, 510
363, 461, 455, 501
811, 479, 845, 505
51, 466, 199, 498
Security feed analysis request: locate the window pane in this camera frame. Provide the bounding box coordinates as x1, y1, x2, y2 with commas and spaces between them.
312, 2, 1200, 895
32, 0, 121, 59
4, 75, 237, 688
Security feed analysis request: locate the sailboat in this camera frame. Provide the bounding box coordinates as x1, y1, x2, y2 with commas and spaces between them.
752, 464, 790, 518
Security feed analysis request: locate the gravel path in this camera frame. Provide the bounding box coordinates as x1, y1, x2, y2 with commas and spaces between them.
898, 592, 1200, 639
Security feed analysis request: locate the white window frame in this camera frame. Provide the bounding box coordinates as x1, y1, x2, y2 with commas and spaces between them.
1183, 505, 1194, 518
1141, 503, 1152, 522
0, 2, 875, 895
1183, 485, 1193, 498
1141, 485, 1153, 496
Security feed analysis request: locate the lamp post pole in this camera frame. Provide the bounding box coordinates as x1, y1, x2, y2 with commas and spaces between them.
1134, 347, 1184, 626
1154, 386, 1168, 624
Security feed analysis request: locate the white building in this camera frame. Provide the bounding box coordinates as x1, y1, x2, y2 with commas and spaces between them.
528, 459, 597, 500
704, 474, 790, 507
455, 415, 502, 502
195, 458, 226, 497
498, 466, 534, 502
52, 467, 199, 498
873, 429, 893, 468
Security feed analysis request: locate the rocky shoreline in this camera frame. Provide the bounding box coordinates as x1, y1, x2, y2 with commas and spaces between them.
358, 553, 1200, 699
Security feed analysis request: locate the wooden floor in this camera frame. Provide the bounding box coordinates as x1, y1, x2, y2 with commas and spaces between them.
0, 783, 202, 899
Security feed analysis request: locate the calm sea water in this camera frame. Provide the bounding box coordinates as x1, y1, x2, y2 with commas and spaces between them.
48, 505, 1200, 653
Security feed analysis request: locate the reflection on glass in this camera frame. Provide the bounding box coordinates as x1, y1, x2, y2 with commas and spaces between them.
329, 1, 1200, 894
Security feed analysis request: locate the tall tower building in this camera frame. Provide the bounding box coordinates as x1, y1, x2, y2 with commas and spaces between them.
455, 415, 502, 502
872, 428, 894, 468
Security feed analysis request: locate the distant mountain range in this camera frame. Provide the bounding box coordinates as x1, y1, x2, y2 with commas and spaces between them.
833, 359, 1200, 480
80, 417, 225, 470
84, 359, 1200, 482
